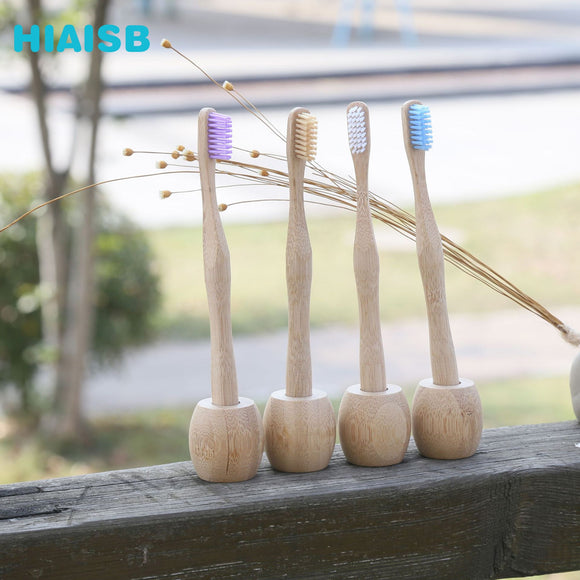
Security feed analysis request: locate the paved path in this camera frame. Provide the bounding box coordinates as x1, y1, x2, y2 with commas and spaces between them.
84, 306, 580, 417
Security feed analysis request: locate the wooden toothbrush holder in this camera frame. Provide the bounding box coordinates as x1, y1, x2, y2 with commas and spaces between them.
338, 384, 411, 467
412, 378, 483, 459
189, 397, 264, 482
263, 389, 336, 473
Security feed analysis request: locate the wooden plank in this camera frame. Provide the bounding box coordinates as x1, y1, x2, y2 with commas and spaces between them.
0, 422, 578, 579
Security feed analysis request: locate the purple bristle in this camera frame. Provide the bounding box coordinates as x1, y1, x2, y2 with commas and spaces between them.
207, 112, 232, 160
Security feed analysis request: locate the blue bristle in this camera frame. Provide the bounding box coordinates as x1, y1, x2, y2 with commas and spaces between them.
409, 104, 433, 151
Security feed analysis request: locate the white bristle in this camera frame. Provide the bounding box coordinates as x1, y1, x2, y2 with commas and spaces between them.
347, 105, 367, 154
294, 112, 318, 161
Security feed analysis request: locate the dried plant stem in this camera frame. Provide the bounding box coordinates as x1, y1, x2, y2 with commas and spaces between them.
224, 158, 578, 346
163, 45, 577, 347
3, 151, 576, 345
4, 42, 579, 347
0, 171, 196, 235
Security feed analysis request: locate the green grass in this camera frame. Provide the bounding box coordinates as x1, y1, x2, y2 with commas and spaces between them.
480, 375, 575, 428
0, 408, 193, 484
148, 182, 580, 339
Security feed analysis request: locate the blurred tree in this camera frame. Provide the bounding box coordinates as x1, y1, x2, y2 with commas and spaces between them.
3, 0, 120, 437
0, 175, 44, 424
0, 173, 161, 428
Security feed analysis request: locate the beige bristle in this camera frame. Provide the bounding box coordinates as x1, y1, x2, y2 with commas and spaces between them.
294, 112, 317, 161
171, 151, 180, 159
156, 160, 168, 169
218, 203, 228, 212
123, 148, 134, 157
184, 150, 195, 161
161, 39, 172, 48
160, 190, 172, 199
250, 150, 260, 158
177, 145, 185, 152
223, 81, 234, 91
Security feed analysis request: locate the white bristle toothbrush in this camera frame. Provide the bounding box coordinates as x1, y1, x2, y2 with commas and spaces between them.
263, 108, 336, 473
402, 100, 482, 459
188, 108, 264, 482
338, 101, 411, 467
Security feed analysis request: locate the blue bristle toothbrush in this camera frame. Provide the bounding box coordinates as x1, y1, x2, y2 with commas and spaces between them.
188, 108, 264, 482
402, 100, 482, 460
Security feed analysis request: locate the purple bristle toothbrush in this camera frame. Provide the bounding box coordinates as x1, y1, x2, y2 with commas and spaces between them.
188, 108, 264, 482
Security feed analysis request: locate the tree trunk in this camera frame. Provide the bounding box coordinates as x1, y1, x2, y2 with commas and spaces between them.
26, 0, 69, 414
52, 0, 110, 437
23, 0, 109, 436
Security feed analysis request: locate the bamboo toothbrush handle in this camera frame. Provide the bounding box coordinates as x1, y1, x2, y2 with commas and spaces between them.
198, 109, 239, 407
285, 108, 313, 398
352, 155, 387, 393
405, 135, 459, 387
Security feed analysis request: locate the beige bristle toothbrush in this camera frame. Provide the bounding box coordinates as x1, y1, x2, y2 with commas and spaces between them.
402, 99, 482, 459
188, 108, 264, 482
337, 101, 411, 467
263, 107, 336, 473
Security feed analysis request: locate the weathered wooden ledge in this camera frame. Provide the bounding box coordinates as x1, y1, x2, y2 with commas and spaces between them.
0, 421, 579, 579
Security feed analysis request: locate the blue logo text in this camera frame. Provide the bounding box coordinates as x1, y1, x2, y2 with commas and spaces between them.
14, 24, 150, 53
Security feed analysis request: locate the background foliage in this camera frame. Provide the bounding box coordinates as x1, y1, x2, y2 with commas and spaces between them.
0, 172, 161, 418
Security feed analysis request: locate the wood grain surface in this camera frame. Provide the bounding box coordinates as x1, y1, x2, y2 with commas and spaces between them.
338, 384, 411, 466
263, 389, 335, 473
188, 397, 264, 482
412, 378, 483, 459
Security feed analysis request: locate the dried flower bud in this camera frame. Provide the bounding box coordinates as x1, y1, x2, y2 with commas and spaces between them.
156, 160, 168, 169
184, 150, 195, 161
160, 190, 172, 199
250, 150, 260, 158
218, 203, 227, 212
123, 148, 134, 156
223, 81, 234, 91
161, 39, 172, 48
260, 169, 269, 177
177, 145, 185, 152
171, 151, 180, 159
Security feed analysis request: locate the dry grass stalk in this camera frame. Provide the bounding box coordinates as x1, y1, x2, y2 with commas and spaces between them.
2, 44, 578, 347
160, 41, 579, 346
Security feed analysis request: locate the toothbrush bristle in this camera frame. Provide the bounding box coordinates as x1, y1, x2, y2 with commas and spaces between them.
294, 112, 318, 161
409, 104, 433, 151
207, 112, 233, 160
347, 105, 367, 154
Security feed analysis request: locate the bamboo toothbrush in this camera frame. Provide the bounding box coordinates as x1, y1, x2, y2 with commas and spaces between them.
188, 108, 264, 482
338, 101, 411, 467
402, 100, 482, 459
263, 108, 336, 473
